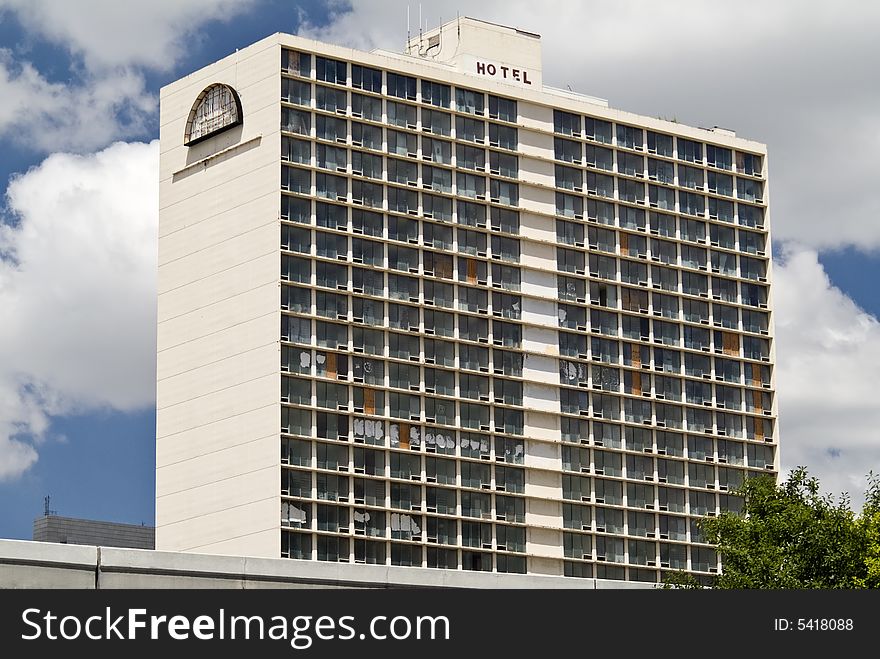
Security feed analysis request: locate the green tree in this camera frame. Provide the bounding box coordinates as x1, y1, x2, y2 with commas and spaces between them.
667, 468, 880, 589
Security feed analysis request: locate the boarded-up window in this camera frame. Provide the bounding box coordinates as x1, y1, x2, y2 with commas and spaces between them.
620, 232, 629, 256
364, 388, 376, 415
751, 363, 763, 387
721, 332, 739, 356
630, 370, 642, 394
631, 346, 641, 368
397, 422, 410, 450
466, 258, 478, 284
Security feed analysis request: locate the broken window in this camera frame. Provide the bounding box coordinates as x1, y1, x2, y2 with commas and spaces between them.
352, 416, 385, 447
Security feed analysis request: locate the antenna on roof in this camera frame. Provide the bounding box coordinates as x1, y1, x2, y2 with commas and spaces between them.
43, 495, 57, 517
419, 4, 423, 51
406, 5, 411, 53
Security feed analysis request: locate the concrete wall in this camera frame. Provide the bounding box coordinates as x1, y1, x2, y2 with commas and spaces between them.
0, 540, 651, 589
157, 37, 282, 556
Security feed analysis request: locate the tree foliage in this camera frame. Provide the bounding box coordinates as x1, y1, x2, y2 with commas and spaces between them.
667, 468, 880, 589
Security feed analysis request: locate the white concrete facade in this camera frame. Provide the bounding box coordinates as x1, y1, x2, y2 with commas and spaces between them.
157, 18, 775, 584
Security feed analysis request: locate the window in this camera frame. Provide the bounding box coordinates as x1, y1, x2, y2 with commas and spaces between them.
423, 165, 452, 193
555, 137, 582, 163
282, 107, 310, 136
282, 78, 310, 106
495, 466, 524, 493
351, 121, 382, 150
556, 164, 582, 191
585, 117, 612, 143
488, 123, 517, 150
738, 203, 764, 228
586, 172, 613, 198
489, 178, 519, 206
678, 138, 702, 163
417, 79, 450, 108
423, 108, 451, 136
488, 95, 516, 122
586, 144, 613, 171
649, 211, 676, 238
557, 220, 585, 247
681, 218, 706, 243
737, 152, 763, 176
282, 137, 311, 166
595, 479, 623, 506
554, 110, 581, 136
709, 197, 735, 223
617, 124, 643, 150
596, 507, 625, 534
315, 84, 346, 113
681, 244, 707, 270
739, 229, 765, 256
707, 144, 732, 170
620, 152, 644, 178
490, 151, 518, 178
316, 144, 347, 172
456, 87, 484, 114
386, 100, 416, 128
678, 165, 704, 191
587, 200, 614, 226
492, 207, 520, 234
351, 64, 381, 92
737, 177, 764, 202
282, 463, 312, 498
387, 130, 417, 158
456, 116, 485, 144
647, 131, 674, 157
619, 178, 645, 204
315, 56, 346, 84
282, 166, 310, 194
282, 49, 311, 76
556, 192, 583, 219
423, 136, 452, 164
387, 72, 416, 100
708, 171, 734, 197
456, 144, 485, 173
316, 114, 347, 142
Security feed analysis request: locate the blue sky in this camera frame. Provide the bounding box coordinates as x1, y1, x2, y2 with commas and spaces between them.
1, 0, 879, 540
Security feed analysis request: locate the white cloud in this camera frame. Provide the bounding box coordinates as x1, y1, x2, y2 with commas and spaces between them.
300, 0, 880, 252
0, 50, 153, 152
0, 0, 255, 72
774, 247, 880, 505
0, 0, 256, 151
0, 140, 158, 480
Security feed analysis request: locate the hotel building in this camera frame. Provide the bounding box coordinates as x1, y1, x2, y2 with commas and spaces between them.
157, 18, 775, 583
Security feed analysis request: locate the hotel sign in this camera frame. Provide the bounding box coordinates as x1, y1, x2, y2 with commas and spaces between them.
460, 55, 540, 89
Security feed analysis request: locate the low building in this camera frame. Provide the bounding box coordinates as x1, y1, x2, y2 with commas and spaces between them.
33, 515, 155, 550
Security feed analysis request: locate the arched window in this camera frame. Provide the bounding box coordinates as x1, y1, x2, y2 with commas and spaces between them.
184, 83, 242, 145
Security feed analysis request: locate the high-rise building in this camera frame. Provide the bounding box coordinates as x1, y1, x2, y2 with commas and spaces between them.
157, 18, 775, 583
